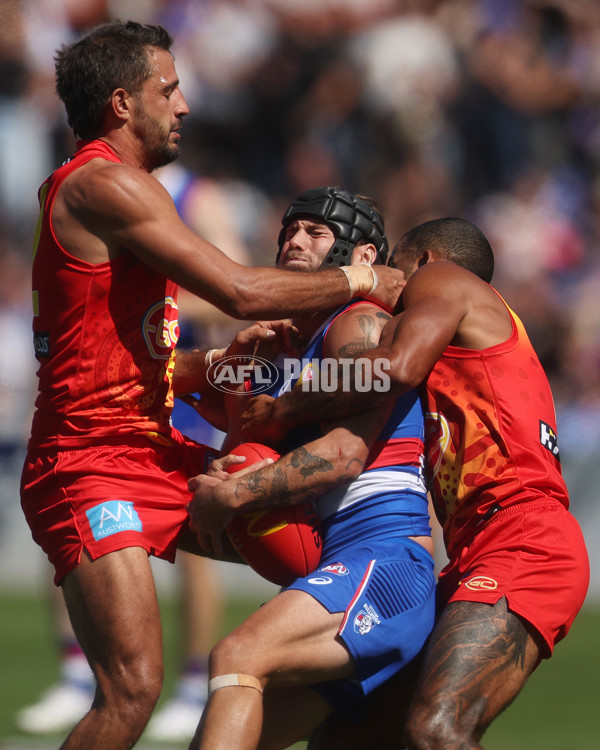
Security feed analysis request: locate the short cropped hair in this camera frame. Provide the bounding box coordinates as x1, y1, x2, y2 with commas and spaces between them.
55, 20, 173, 139
394, 217, 494, 282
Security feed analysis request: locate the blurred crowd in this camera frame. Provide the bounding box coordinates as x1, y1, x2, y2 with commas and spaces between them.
1, 0, 600, 457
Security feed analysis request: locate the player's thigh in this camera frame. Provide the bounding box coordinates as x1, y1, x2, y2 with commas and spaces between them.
212, 589, 353, 684
61, 546, 162, 678
410, 597, 542, 734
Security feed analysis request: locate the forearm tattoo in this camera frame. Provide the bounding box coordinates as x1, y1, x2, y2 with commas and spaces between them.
289, 446, 334, 479
232, 446, 342, 509
234, 467, 274, 503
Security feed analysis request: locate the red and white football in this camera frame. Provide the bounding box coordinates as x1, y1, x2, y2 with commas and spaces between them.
225, 443, 322, 587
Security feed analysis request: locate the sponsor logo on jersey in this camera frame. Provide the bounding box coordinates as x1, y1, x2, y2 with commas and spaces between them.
33, 332, 50, 358
86, 500, 142, 541
462, 575, 498, 591
539, 420, 560, 459
307, 576, 333, 585
353, 603, 381, 635
320, 563, 349, 576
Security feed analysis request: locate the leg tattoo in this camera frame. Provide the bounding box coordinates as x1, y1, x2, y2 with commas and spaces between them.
405, 598, 542, 749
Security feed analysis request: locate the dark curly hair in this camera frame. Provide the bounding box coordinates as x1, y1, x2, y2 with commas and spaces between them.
55, 20, 173, 140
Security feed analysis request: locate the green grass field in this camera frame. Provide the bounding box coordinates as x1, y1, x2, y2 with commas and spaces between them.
0, 591, 598, 749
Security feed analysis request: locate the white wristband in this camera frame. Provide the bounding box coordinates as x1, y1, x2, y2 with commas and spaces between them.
364, 264, 378, 295
205, 348, 226, 368
340, 264, 378, 298
339, 266, 354, 297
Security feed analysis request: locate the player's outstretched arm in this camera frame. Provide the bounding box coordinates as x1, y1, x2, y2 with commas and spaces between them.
241, 263, 469, 442
239, 302, 392, 444
91, 165, 405, 319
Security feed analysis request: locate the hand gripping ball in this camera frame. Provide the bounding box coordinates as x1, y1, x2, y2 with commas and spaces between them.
225, 443, 322, 586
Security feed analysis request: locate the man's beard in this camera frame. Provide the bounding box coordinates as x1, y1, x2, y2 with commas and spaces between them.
151, 142, 180, 170
134, 104, 181, 171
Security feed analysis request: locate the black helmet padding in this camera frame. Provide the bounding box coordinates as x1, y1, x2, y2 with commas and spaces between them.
277, 187, 388, 267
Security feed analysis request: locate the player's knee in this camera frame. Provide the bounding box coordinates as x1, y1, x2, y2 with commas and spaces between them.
404, 701, 458, 750
209, 632, 263, 679
98, 654, 163, 725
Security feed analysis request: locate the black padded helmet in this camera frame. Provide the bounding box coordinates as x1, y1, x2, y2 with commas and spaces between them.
277, 186, 389, 267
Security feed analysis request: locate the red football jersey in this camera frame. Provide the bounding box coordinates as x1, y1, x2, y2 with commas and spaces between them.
29, 140, 179, 448
422, 293, 569, 559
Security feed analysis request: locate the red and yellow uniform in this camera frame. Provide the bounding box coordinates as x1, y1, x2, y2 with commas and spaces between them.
423, 294, 589, 655
29, 139, 179, 449
21, 140, 214, 583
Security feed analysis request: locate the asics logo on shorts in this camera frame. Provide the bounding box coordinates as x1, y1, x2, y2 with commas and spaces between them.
86, 500, 143, 541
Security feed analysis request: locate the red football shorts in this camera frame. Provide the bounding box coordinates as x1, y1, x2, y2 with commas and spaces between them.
20, 432, 218, 584
437, 499, 589, 657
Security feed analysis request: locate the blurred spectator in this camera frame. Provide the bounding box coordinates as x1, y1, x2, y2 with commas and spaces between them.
0, 238, 36, 450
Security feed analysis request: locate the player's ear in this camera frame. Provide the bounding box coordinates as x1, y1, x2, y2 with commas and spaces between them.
354, 243, 377, 266
110, 88, 132, 122
417, 249, 434, 268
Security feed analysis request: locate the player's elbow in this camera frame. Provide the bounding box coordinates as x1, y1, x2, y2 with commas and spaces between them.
327, 431, 369, 479
387, 354, 429, 393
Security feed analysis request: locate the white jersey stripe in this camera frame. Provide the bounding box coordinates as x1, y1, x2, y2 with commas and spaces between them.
317, 469, 427, 521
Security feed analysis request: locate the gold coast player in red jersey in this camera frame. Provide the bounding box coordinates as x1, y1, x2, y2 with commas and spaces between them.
243, 217, 589, 750
20, 19, 405, 750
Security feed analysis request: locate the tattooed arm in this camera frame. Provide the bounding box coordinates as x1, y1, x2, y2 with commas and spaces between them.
187, 300, 394, 554
187, 407, 392, 555
239, 303, 393, 446
240, 304, 394, 446
324, 301, 390, 359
